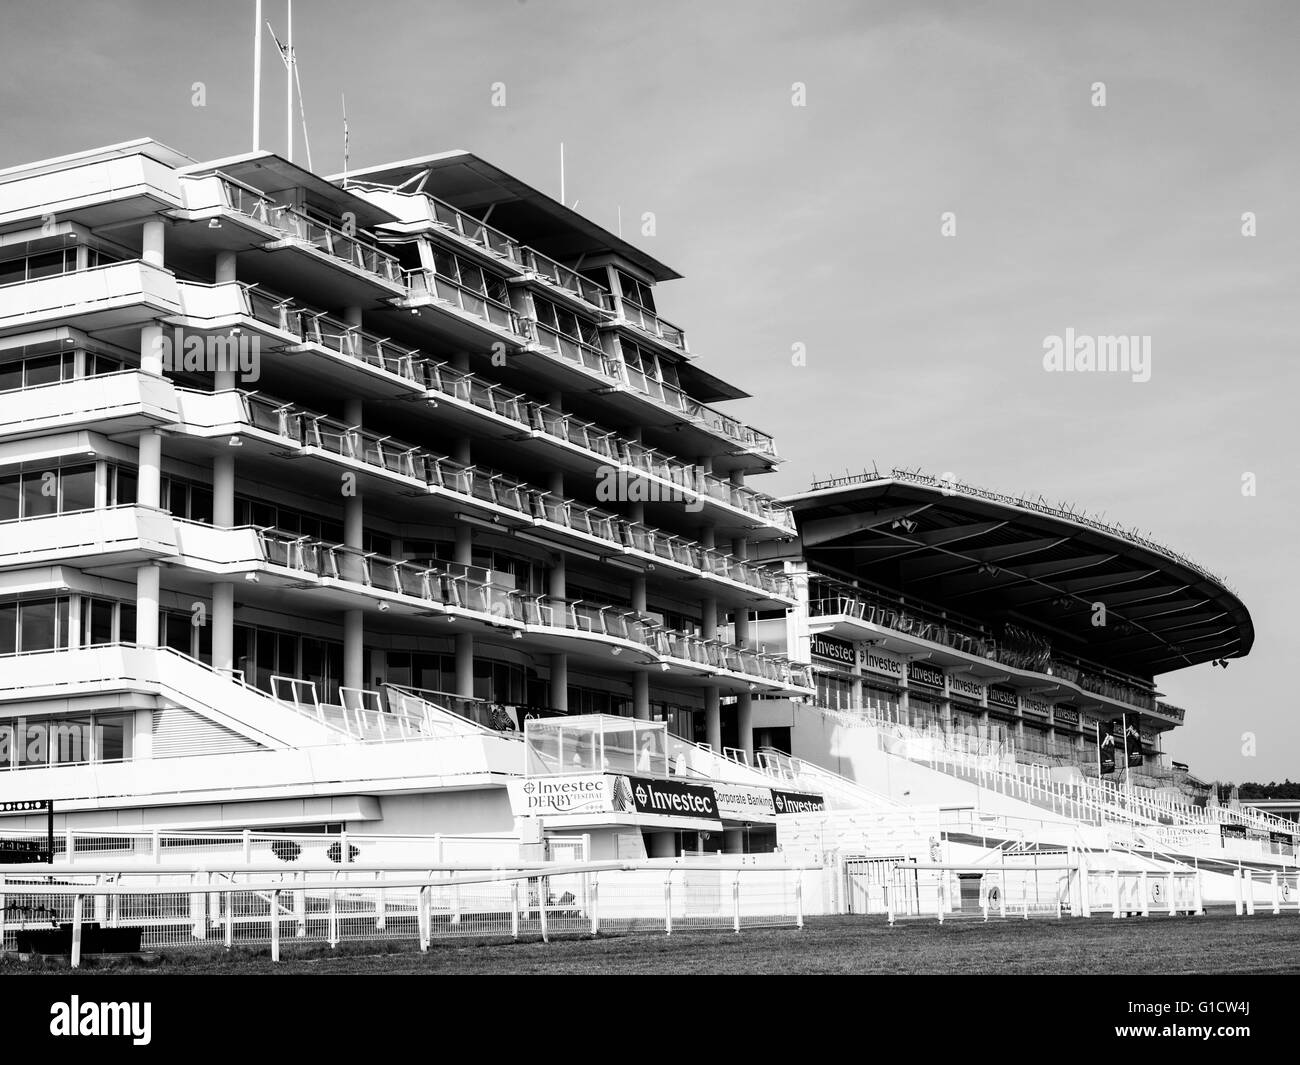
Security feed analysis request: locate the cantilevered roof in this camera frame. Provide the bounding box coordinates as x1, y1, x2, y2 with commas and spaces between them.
784, 470, 1253, 676
0, 138, 196, 183
328, 150, 681, 282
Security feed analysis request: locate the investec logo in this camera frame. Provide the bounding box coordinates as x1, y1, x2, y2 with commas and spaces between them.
635, 780, 716, 818
773, 792, 824, 815
520, 777, 604, 811
153, 327, 261, 382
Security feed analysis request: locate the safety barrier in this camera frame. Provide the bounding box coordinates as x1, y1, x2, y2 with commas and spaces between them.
0, 860, 810, 966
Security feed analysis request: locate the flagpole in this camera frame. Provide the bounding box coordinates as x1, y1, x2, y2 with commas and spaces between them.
286, 0, 293, 163
253, 0, 262, 150
341, 93, 349, 179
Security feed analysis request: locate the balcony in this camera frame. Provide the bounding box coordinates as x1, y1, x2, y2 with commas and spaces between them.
809, 581, 1160, 713
0, 261, 180, 335
614, 297, 688, 354
202, 391, 793, 601
404, 267, 526, 338
519, 247, 613, 312
0, 506, 177, 569
0, 369, 178, 437
256, 532, 809, 691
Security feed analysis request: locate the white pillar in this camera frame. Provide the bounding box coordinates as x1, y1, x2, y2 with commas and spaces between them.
142, 218, 165, 269
136, 564, 160, 647
215, 251, 237, 284
737, 693, 753, 760
343, 609, 364, 692
213, 453, 235, 527
137, 430, 162, 509
140, 324, 164, 377
213, 582, 234, 673
550, 653, 568, 711
633, 672, 650, 720
705, 686, 721, 751
455, 633, 474, 699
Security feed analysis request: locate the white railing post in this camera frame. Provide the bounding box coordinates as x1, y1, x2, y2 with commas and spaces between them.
539, 876, 550, 943
1167, 873, 1176, 917
152, 829, 161, 865
70, 894, 83, 970
295, 872, 306, 938
885, 881, 894, 926
270, 889, 281, 962
664, 871, 673, 935
418, 885, 430, 952
796, 870, 804, 930
1244, 869, 1255, 916
375, 871, 386, 931
328, 871, 339, 947
1233, 868, 1243, 916
937, 876, 946, 924
1272, 872, 1281, 916
223, 883, 233, 949
242, 829, 252, 865
733, 871, 742, 934
94, 875, 108, 925
191, 876, 206, 939
1112, 869, 1122, 919
999, 871, 1007, 918
590, 872, 600, 936
511, 879, 520, 940
1194, 870, 1204, 916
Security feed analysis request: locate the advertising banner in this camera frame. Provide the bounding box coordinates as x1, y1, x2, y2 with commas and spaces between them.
1123, 714, 1144, 768
712, 783, 777, 822
907, 661, 945, 690
1220, 823, 1248, 841
861, 647, 905, 679
810, 633, 855, 668
1053, 705, 1080, 727
771, 790, 827, 815
507, 775, 613, 817
988, 685, 1019, 712
1098, 721, 1117, 775
621, 776, 721, 823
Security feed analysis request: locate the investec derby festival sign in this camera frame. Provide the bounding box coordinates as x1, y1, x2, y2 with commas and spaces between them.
810, 633, 855, 668
507, 775, 613, 817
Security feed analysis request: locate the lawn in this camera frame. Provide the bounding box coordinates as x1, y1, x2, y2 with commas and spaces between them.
5, 910, 1298, 975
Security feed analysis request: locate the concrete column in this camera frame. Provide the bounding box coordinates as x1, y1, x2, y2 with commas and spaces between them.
67, 595, 82, 650
213, 453, 235, 527
140, 324, 163, 377
737, 693, 753, 760
705, 686, 721, 751
550, 653, 568, 711
633, 672, 650, 720
549, 553, 566, 602
702, 597, 717, 640
137, 430, 162, 509
142, 218, 165, 269
632, 575, 647, 614
455, 633, 474, 699
344, 609, 364, 691
212, 582, 234, 672
135, 563, 160, 647
215, 251, 237, 284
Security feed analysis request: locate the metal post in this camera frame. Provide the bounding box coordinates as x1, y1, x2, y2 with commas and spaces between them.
1193, 870, 1204, 916
70, 894, 83, 969
65, 827, 75, 865
270, 889, 281, 962
1233, 869, 1243, 916
590, 872, 600, 936
1272, 872, 1281, 916
511, 879, 520, 940
1167, 873, 1176, 917
418, 886, 430, 951
796, 870, 804, 930
1244, 869, 1255, 916
539, 876, 550, 942
664, 871, 673, 935
733, 871, 741, 934
242, 829, 252, 864
886, 881, 894, 927
224, 885, 233, 950
328, 872, 339, 947
1112, 869, 1122, 918
999, 870, 1007, 919
1140, 871, 1150, 918
375, 871, 386, 931
295, 872, 306, 938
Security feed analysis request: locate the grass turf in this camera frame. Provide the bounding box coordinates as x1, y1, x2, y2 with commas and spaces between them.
5, 909, 1299, 975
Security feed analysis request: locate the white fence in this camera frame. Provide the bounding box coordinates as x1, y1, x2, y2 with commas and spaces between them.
0, 860, 813, 967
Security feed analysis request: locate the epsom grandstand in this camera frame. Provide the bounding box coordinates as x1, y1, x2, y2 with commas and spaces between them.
0, 137, 1288, 956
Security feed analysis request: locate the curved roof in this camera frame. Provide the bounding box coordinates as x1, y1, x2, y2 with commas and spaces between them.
784, 469, 1253, 676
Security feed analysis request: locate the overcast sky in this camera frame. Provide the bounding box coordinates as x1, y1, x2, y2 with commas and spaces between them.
3, 0, 1295, 782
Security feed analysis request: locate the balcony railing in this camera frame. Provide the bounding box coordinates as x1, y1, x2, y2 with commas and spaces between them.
530, 321, 614, 376
231, 286, 795, 532
520, 248, 613, 311
235, 392, 792, 599
405, 268, 525, 336
810, 581, 1159, 712
617, 297, 688, 353
215, 176, 403, 286
617, 363, 778, 458
255, 532, 808, 689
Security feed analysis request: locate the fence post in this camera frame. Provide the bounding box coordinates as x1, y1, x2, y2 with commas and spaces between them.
539, 876, 550, 943
242, 829, 251, 865
511, 879, 520, 940
1233, 869, 1243, 916
293, 872, 306, 937
1112, 869, 1122, 918
1194, 870, 1204, 916
0, 876, 5, 950
451, 871, 461, 926
590, 872, 600, 936
1244, 870, 1255, 916
796, 870, 804, 930
328, 871, 339, 947
886, 881, 895, 927
733, 871, 742, 934
1167, 873, 1176, 917
1272, 872, 1281, 916
94, 875, 108, 925
70, 894, 83, 969
191, 875, 206, 939
270, 889, 281, 962
664, 871, 673, 936
152, 829, 161, 865
375, 871, 386, 931
937, 875, 946, 924
418, 885, 430, 952
999, 871, 1007, 919
1139, 871, 1150, 918
224, 884, 233, 950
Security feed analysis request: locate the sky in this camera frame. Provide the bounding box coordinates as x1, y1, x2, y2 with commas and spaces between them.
2, 0, 1296, 782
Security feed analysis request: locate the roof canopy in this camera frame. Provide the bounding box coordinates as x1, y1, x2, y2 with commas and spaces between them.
785, 471, 1253, 676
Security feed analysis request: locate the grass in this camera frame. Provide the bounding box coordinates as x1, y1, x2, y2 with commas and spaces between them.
5, 909, 1299, 975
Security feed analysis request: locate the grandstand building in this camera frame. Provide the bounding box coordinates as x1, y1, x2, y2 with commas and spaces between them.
0, 138, 1271, 877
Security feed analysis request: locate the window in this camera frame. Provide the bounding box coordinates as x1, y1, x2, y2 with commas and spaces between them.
83, 597, 115, 645
59, 464, 95, 513
111, 466, 137, 506
533, 297, 602, 349
616, 270, 656, 311
0, 466, 98, 518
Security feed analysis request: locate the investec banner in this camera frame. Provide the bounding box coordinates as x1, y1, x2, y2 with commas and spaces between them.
1053, 705, 1080, 727
772, 790, 827, 815
713, 783, 777, 822
810, 633, 855, 668
861, 647, 905, 679
624, 776, 721, 824
947, 674, 985, 703
988, 685, 1019, 712
507, 774, 613, 817
907, 661, 945, 690
1022, 697, 1051, 718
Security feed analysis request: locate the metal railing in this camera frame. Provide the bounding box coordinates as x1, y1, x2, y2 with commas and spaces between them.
405, 267, 526, 336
